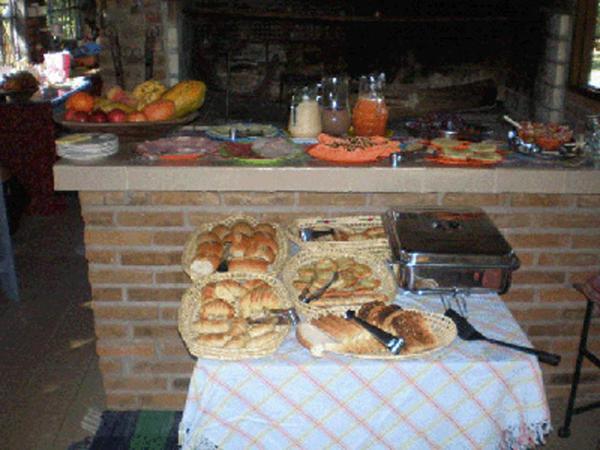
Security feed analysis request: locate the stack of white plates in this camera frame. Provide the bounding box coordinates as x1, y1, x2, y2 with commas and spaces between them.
56, 133, 119, 160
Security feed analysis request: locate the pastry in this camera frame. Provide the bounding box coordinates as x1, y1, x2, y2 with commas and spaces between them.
247, 321, 275, 338
222, 231, 247, 245
194, 319, 232, 334
246, 330, 279, 349
244, 279, 270, 291
239, 286, 279, 317
200, 282, 217, 300
195, 332, 231, 347
245, 241, 276, 263
214, 279, 247, 303
224, 335, 250, 349
199, 298, 235, 320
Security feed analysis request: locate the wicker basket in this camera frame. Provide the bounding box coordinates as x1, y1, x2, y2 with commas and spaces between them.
178, 272, 292, 360
298, 309, 457, 360
281, 249, 397, 320
286, 215, 391, 260
182, 215, 289, 282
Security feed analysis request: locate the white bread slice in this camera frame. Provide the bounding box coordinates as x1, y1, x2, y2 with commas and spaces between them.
296, 323, 342, 357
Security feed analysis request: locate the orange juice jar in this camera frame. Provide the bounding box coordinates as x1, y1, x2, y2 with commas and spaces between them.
352, 73, 388, 137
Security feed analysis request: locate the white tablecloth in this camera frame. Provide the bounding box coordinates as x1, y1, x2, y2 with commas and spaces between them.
179, 293, 550, 450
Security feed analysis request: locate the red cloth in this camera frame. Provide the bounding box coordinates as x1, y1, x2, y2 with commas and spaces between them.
0, 102, 65, 215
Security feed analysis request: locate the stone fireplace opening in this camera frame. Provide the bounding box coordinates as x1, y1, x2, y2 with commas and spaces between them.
177, 0, 572, 122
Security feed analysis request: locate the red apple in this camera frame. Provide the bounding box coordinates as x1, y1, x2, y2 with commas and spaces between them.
72, 111, 90, 123
107, 108, 127, 123
89, 110, 108, 123
64, 109, 79, 121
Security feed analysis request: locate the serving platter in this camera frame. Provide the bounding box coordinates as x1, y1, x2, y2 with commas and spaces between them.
205, 123, 281, 142
54, 111, 199, 141
507, 130, 582, 160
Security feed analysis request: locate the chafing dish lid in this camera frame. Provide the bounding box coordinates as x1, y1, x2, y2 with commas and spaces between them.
383, 207, 517, 266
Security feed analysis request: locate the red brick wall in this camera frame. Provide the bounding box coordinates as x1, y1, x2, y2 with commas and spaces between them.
79, 191, 600, 409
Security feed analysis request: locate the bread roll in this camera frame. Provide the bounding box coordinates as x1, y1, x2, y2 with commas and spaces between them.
196, 241, 223, 258
245, 241, 276, 263
191, 256, 219, 277
230, 238, 250, 258
251, 234, 278, 254
196, 332, 231, 348
229, 258, 269, 273
211, 224, 230, 240
255, 223, 276, 237
196, 231, 220, 244
199, 298, 235, 320
315, 258, 336, 272
229, 318, 249, 337
214, 279, 247, 303
231, 220, 254, 236
311, 315, 382, 354
222, 231, 247, 245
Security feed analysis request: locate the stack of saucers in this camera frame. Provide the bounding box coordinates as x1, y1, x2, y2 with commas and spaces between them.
56, 133, 119, 160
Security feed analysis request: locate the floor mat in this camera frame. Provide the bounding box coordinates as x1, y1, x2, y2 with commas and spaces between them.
69, 410, 182, 450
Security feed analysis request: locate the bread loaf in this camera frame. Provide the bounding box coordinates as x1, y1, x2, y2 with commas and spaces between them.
211, 224, 230, 240
255, 223, 276, 237
196, 231, 220, 244
196, 241, 223, 258
230, 221, 254, 236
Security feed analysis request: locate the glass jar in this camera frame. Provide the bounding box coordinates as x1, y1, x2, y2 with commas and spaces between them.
288, 86, 322, 139
320, 76, 352, 136
352, 73, 388, 137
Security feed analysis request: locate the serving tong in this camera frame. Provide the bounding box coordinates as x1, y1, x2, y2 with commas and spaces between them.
298, 271, 339, 304
440, 292, 561, 366
345, 310, 405, 355
299, 227, 336, 242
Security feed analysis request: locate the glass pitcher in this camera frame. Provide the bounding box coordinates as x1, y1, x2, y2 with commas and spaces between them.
288, 85, 322, 139
352, 73, 389, 137
321, 76, 352, 136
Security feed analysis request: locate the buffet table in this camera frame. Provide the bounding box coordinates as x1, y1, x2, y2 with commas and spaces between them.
179, 292, 550, 450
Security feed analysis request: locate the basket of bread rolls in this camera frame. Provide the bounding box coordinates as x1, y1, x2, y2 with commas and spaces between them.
286, 215, 391, 259
182, 216, 289, 281
178, 272, 293, 359
281, 249, 397, 320
296, 300, 457, 360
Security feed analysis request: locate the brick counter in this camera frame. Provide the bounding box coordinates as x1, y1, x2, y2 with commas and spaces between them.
77, 190, 600, 409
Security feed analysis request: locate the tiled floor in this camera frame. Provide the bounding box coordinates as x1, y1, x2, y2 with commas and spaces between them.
0, 162, 598, 449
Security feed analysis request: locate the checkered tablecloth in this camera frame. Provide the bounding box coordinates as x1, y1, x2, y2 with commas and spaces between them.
179, 293, 550, 450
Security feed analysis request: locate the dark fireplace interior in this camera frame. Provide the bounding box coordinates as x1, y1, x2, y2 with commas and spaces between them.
181, 0, 557, 119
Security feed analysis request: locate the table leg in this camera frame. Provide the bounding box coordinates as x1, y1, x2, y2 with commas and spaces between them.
0, 181, 18, 302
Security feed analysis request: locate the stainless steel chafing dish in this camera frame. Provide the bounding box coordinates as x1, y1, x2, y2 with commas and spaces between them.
383, 207, 520, 295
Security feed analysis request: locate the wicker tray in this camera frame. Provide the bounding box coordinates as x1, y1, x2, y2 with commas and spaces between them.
178, 272, 292, 360
297, 309, 457, 360
281, 249, 397, 319
286, 215, 391, 260
182, 215, 289, 282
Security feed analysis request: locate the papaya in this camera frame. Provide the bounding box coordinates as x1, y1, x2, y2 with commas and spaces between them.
160, 80, 206, 118
132, 80, 167, 110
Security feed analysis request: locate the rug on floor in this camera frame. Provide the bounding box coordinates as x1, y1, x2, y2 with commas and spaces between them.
68, 410, 182, 450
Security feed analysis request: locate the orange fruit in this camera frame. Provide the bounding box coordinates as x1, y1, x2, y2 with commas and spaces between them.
126, 111, 147, 122
65, 91, 95, 113
142, 99, 175, 121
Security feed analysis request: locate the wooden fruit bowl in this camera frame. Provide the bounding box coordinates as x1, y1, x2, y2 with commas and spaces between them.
54, 111, 198, 142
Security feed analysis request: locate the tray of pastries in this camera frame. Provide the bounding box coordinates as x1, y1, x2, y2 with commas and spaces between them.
286, 215, 391, 259
296, 300, 457, 359
182, 216, 289, 281
281, 250, 396, 319
178, 272, 293, 359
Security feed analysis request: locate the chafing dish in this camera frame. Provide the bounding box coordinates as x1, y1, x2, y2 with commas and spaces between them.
383, 207, 520, 295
